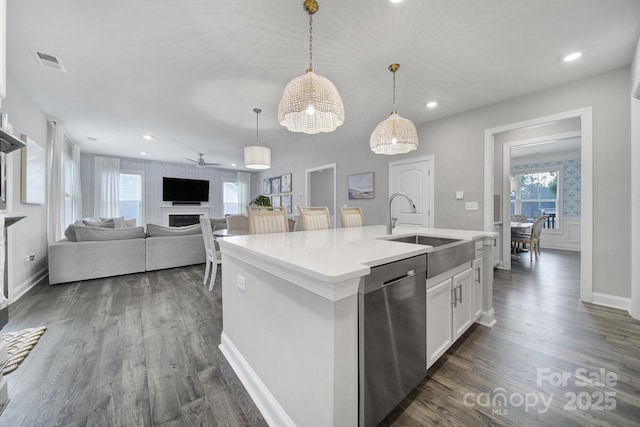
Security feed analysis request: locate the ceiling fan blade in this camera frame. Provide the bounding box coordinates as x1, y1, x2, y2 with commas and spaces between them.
185, 158, 197, 163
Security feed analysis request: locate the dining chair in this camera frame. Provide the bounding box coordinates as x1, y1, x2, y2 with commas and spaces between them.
338, 206, 364, 228
226, 214, 250, 235
510, 214, 528, 223
298, 206, 332, 231
511, 215, 549, 262
200, 216, 221, 291
247, 206, 289, 234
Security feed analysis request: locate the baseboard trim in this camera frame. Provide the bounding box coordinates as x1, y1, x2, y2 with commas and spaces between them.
219, 332, 295, 427
476, 309, 497, 327
11, 267, 48, 303
591, 292, 631, 312
540, 243, 580, 252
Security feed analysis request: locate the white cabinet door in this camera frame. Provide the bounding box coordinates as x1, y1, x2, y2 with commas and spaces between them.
472, 257, 483, 320
426, 278, 453, 368
0, 0, 6, 100
452, 268, 473, 340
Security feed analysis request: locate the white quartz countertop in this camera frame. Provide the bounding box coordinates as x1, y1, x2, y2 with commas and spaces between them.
218, 225, 495, 284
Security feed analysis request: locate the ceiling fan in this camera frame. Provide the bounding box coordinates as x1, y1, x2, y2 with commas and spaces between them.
185, 153, 221, 168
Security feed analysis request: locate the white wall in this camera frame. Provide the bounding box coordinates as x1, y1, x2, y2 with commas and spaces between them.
0, 74, 48, 301
631, 36, 640, 318
80, 154, 243, 224
262, 67, 632, 299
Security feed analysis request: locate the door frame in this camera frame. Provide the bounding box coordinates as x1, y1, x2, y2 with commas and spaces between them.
389, 155, 435, 228
484, 107, 593, 303
305, 163, 336, 228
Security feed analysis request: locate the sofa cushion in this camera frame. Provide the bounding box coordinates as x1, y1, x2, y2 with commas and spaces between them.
146, 223, 202, 237
75, 225, 146, 242
124, 218, 137, 228
210, 218, 228, 231
64, 221, 86, 242
85, 217, 126, 228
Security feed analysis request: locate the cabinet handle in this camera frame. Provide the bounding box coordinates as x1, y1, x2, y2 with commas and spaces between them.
476, 267, 481, 283
451, 288, 457, 307
456, 283, 463, 304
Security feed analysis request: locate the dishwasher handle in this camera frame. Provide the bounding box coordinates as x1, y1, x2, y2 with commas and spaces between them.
382, 269, 416, 288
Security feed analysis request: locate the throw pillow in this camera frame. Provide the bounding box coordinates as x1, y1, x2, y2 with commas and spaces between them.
210, 218, 228, 231
124, 219, 137, 228
145, 223, 203, 237
74, 226, 146, 242
84, 218, 116, 228
63, 221, 86, 242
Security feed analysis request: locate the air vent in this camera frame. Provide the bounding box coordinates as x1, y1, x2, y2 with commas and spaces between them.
32, 50, 66, 72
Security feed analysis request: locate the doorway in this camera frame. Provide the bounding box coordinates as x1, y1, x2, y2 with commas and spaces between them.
484, 107, 593, 303
305, 163, 336, 227
388, 155, 434, 227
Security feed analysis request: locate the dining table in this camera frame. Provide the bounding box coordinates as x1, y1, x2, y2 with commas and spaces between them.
510, 221, 534, 258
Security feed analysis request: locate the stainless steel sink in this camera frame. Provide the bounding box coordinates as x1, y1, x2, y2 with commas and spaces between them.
385, 235, 475, 278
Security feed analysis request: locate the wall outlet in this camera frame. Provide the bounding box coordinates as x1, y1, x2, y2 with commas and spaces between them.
237, 275, 246, 292
24, 253, 36, 262
455, 191, 464, 200
465, 201, 479, 211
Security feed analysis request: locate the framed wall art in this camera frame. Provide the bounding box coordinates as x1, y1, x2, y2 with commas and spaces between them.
263, 177, 271, 195
281, 173, 292, 193
348, 172, 374, 200
20, 134, 45, 204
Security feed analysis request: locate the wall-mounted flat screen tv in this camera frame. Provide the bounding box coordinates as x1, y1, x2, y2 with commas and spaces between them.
162, 177, 210, 202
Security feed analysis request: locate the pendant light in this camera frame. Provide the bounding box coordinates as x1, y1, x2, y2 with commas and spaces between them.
370, 64, 419, 155
278, 0, 345, 134
244, 108, 271, 170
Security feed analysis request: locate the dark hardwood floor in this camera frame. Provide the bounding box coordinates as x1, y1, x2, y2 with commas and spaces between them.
2, 249, 640, 426
383, 249, 640, 426
1, 265, 266, 427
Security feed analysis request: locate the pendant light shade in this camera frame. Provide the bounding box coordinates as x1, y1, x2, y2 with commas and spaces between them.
278, 0, 345, 134
244, 108, 271, 170
370, 64, 418, 155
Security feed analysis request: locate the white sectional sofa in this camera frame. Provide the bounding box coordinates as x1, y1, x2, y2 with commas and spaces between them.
48, 218, 226, 285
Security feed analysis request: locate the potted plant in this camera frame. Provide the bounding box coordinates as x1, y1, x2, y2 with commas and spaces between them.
251, 195, 272, 208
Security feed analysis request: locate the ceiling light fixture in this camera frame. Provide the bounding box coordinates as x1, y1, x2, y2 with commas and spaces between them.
244, 108, 271, 170
370, 64, 419, 155
140, 151, 148, 156
563, 52, 582, 62
278, 0, 345, 134
390, 0, 403, 3
142, 134, 153, 140
426, 101, 438, 109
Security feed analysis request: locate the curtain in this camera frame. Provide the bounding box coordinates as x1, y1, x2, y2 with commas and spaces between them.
71, 143, 82, 222
94, 156, 120, 218
237, 171, 251, 214
47, 121, 65, 244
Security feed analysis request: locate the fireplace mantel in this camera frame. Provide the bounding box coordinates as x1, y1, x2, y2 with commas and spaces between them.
160, 205, 211, 226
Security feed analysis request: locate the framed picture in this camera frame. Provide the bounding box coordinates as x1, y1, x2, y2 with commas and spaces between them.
348, 172, 374, 200
281, 173, 292, 193
263, 178, 271, 195
271, 176, 281, 194
271, 195, 281, 207
20, 135, 46, 204
282, 194, 292, 213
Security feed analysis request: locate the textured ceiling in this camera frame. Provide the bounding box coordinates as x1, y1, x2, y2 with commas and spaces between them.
6, 0, 640, 169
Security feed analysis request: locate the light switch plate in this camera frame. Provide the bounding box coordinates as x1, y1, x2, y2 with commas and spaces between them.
455, 191, 464, 200
465, 201, 479, 211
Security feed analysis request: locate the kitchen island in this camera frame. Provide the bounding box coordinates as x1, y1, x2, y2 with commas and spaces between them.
217, 225, 496, 427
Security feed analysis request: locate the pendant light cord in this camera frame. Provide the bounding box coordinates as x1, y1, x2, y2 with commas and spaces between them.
309, 14, 313, 70
255, 110, 260, 146
392, 70, 397, 114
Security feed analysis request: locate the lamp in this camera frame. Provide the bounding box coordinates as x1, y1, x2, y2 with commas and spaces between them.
244, 108, 271, 170
370, 64, 419, 155
278, 0, 345, 134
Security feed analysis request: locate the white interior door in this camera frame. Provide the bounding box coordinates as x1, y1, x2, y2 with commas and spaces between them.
305, 163, 336, 228
389, 156, 433, 227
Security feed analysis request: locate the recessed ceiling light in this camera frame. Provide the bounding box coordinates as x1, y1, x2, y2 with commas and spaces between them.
140, 151, 148, 156
142, 134, 154, 140
426, 101, 438, 109
231, 163, 237, 167
563, 52, 582, 62
390, 0, 403, 3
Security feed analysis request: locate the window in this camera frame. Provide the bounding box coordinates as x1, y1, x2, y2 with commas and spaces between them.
510, 169, 561, 230
223, 181, 239, 215
119, 171, 143, 226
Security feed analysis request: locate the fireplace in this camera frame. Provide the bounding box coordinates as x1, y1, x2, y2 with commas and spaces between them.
160, 205, 210, 226
169, 214, 200, 227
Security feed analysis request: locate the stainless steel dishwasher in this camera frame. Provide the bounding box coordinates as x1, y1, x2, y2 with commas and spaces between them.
359, 254, 427, 427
